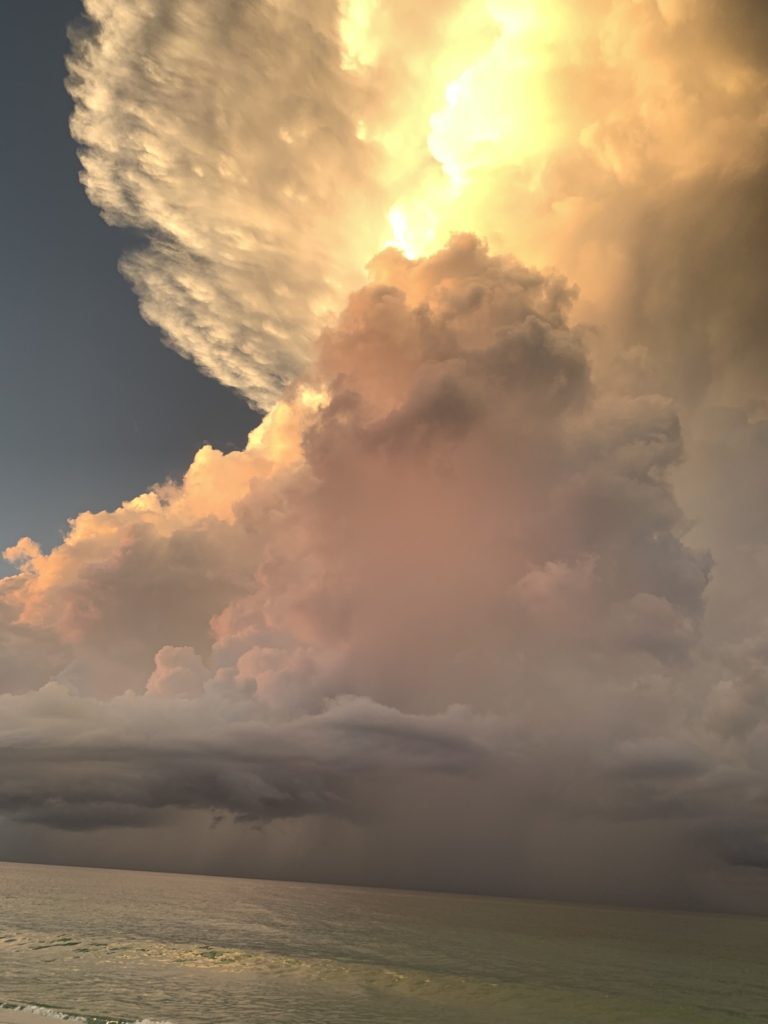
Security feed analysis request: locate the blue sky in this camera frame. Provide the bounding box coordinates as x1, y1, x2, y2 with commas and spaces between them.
1, 0, 258, 561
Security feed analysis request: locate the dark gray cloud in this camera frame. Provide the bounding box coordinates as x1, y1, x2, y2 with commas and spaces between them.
0, 686, 489, 830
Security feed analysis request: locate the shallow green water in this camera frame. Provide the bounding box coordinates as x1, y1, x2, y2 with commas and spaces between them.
1, 861, 768, 1023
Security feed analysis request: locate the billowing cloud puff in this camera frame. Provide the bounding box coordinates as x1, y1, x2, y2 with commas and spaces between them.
0, 240, 708, 700
5, 239, 755, 908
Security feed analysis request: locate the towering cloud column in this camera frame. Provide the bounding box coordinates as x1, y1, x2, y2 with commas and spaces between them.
1, 0, 768, 907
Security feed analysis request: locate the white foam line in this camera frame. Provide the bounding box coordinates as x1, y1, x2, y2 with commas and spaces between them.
1, 1004, 173, 1024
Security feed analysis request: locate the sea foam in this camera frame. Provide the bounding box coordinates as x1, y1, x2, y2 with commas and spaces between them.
1, 1003, 173, 1024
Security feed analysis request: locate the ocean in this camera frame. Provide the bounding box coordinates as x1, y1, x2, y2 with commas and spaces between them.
1, 861, 768, 1023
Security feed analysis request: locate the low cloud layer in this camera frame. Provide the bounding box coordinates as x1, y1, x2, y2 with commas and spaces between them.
0, 683, 490, 830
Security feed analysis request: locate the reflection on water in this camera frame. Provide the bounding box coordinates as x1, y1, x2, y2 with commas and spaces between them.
1, 861, 768, 1023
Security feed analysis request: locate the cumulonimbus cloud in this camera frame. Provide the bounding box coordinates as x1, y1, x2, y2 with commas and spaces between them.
2, 0, 768, 909
0, 238, 750, 908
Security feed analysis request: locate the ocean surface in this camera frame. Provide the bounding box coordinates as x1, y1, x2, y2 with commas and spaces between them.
2, 862, 768, 1024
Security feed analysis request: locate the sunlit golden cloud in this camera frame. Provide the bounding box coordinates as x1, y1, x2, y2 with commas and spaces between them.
66, 0, 768, 407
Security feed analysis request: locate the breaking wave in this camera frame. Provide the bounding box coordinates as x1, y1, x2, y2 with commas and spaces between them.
0, 1003, 173, 1024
